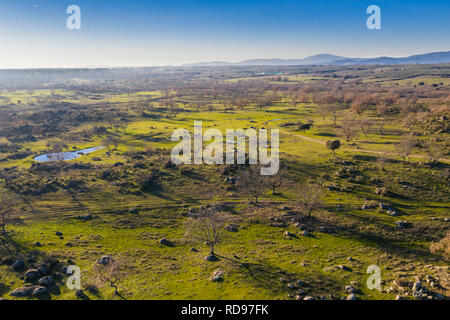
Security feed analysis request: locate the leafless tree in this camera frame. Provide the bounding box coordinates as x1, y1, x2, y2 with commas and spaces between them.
425, 140, 443, 164
93, 256, 123, 297
359, 118, 373, 137
297, 183, 323, 218
239, 166, 269, 203
268, 167, 286, 195
317, 104, 331, 121
377, 151, 390, 171
185, 206, 227, 257
396, 136, 416, 164
329, 105, 340, 127
103, 137, 114, 152
340, 117, 357, 141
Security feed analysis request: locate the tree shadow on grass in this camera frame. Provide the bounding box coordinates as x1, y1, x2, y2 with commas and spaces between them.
313, 213, 447, 263
216, 253, 341, 297
0, 282, 11, 296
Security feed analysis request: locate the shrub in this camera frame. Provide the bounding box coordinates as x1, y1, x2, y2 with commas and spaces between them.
430, 232, 450, 259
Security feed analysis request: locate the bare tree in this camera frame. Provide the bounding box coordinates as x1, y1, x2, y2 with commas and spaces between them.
329, 105, 340, 127
93, 256, 123, 297
377, 151, 390, 171
396, 136, 416, 164
185, 206, 227, 257
268, 168, 286, 195
239, 166, 269, 203
103, 136, 115, 152
425, 141, 443, 164
340, 117, 357, 141
297, 183, 323, 218
46, 142, 67, 163
359, 118, 373, 137
317, 104, 331, 121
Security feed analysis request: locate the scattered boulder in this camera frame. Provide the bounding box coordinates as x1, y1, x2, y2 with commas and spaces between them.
97, 255, 112, 266
286, 283, 297, 290
34, 242, 42, 247
159, 238, 174, 247
387, 210, 398, 216
296, 280, 306, 287
210, 270, 224, 282
295, 223, 306, 230
412, 281, 422, 291
129, 208, 139, 214
347, 294, 356, 300
24, 269, 41, 282
32, 286, 47, 297
395, 221, 412, 229
77, 214, 93, 221
37, 265, 49, 276
55, 231, 63, 237
1, 257, 14, 266
336, 265, 352, 272
10, 286, 33, 297
303, 296, 315, 300
284, 231, 296, 238
225, 225, 238, 232
13, 260, 24, 270
300, 231, 310, 237
75, 289, 89, 300
345, 285, 355, 294
379, 203, 390, 210
39, 276, 54, 286
190, 247, 198, 252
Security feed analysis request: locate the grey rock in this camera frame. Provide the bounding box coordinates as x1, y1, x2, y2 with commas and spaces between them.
39, 276, 54, 286
345, 285, 355, 293
412, 281, 422, 291
286, 283, 297, 290
12, 260, 24, 270
10, 286, 33, 297
97, 255, 112, 266
395, 221, 411, 229
284, 231, 296, 238
32, 286, 47, 297
24, 269, 41, 281
37, 265, 49, 276
347, 294, 356, 300
210, 270, 224, 282
159, 238, 174, 247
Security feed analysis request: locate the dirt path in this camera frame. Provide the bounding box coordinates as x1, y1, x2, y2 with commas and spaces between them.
285, 131, 450, 163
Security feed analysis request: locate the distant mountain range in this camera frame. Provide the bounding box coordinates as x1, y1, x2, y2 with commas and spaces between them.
184, 51, 450, 67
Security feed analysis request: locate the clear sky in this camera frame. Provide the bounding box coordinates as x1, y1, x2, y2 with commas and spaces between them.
0, 0, 449, 68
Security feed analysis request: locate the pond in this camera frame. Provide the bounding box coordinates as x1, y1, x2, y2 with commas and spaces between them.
34, 146, 105, 162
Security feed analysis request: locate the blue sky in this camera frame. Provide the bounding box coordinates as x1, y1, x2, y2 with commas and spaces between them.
0, 0, 449, 67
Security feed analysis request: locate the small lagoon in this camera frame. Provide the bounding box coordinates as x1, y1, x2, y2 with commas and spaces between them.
34, 146, 105, 162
